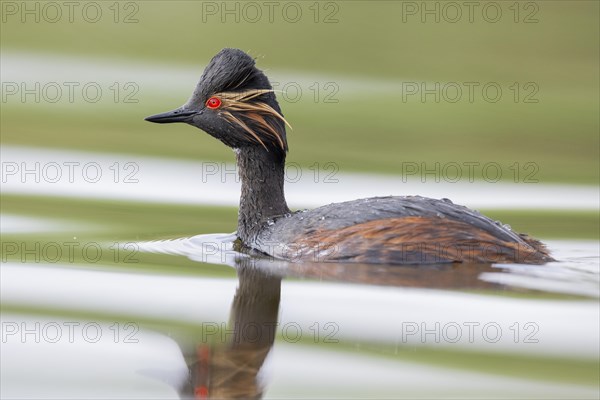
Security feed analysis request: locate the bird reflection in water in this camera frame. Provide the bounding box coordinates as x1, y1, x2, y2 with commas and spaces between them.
181, 262, 281, 399
133, 232, 510, 398
174, 245, 501, 399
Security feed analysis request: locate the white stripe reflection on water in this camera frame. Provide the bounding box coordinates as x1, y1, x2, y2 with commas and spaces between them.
264, 345, 598, 399
0, 51, 400, 104
0, 314, 188, 399
0, 213, 106, 234
2, 145, 598, 210
2, 315, 595, 400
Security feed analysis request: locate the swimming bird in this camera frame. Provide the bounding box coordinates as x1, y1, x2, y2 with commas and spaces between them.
145, 48, 552, 265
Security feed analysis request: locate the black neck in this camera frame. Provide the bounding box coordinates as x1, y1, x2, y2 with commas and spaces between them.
236, 146, 289, 243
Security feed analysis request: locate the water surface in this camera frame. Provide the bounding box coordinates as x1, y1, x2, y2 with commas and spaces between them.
2, 233, 598, 399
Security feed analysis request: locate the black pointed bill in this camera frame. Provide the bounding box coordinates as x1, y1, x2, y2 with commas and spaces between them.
145, 108, 197, 124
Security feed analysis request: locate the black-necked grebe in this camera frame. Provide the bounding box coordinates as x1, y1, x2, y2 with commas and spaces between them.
146, 48, 553, 265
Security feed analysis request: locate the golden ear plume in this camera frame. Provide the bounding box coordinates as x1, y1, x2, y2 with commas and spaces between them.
215, 89, 292, 151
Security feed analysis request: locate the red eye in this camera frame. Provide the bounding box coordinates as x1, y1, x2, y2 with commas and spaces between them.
206, 97, 221, 109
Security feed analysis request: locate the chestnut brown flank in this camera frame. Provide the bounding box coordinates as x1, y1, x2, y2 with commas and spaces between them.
289, 216, 551, 264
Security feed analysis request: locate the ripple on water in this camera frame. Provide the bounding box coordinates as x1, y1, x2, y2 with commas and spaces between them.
136, 236, 599, 298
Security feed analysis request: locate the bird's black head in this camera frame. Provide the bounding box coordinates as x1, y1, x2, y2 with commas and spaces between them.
145, 48, 290, 160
